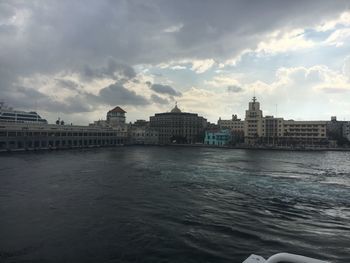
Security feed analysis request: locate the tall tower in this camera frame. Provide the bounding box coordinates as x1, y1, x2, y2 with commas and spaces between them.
244, 97, 263, 144
107, 106, 126, 127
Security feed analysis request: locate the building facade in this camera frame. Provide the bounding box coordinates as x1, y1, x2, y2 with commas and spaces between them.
244, 97, 264, 144
0, 122, 127, 151
218, 114, 244, 131
243, 97, 329, 147
0, 105, 129, 152
150, 104, 207, 144
128, 120, 159, 145
204, 129, 231, 146
343, 122, 350, 142
91, 106, 128, 133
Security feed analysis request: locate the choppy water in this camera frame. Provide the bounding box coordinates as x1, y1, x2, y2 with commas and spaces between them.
0, 146, 350, 263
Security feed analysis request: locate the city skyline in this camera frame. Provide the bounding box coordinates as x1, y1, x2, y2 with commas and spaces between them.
1, 1, 350, 124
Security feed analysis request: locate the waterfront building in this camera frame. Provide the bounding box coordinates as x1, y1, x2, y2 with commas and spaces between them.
261, 116, 284, 145
282, 120, 327, 146
326, 116, 347, 145
343, 122, 350, 142
129, 120, 159, 145
0, 105, 129, 152
218, 114, 244, 132
149, 103, 207, 144
243, 97, 329, 147
244, 97, 263, 144
90, 106, 128, 133
0, 122, 127, 151
204, 129, 231, 146
0, 102, 47, 124
107, 106, 126, 126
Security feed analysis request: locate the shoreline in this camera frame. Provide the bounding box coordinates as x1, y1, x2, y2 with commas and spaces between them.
164, 143, 350, 152
1, 143, 350, 154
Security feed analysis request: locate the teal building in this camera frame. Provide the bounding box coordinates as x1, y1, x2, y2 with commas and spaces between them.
204, 129, 231, 146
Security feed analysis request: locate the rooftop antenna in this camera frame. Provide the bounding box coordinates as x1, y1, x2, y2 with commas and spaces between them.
253, 88, 256, 102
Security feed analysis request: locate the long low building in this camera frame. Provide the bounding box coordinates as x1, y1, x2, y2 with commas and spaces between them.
0, 122, 128, 152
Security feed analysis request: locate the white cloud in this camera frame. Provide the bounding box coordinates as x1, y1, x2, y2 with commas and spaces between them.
343, 56, 350, 80
316, 11, 350, 31
190, 59, 215, 74
243, 64, 350, 119
204, 75, 240, 88
171, 65, 186, 70
163, 23, 184, 33
324, 28, 350, 47
256, 29, 315, 54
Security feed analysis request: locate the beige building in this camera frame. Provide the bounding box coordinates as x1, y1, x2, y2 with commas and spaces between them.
244, 97, 263, 144
243, 97, 329, 146
218, 114, 244, 131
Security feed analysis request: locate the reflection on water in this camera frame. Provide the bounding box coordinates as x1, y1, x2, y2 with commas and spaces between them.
0, 147, 349, 262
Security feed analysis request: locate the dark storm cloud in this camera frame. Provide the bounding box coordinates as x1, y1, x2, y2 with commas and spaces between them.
98, 82, 149, 106
151, 84, 182, 96
82, 59, 136, 81
151, 94, 170, 105
55, 79, 81, 91
3, 86, 91, 113
0, 0, 349, 114
227, 85, 243, 93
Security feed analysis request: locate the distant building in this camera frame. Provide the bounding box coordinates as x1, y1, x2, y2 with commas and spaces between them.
244, 97, 263, 144
243, 97, 329, 147
207, 122, 219, 130
91, 106, 128, 133
261, 116, 283, 145
343, 122, 350, 142
129, 119, 159, 145
326, 116, 347, 145
204, 129, 231, 146
0, 105, 128, 152
0, 122, 127, 151
107, 106, 126, 126
218, 114, 244, 132
149, 103, 207, 144
282, 120, 327, 146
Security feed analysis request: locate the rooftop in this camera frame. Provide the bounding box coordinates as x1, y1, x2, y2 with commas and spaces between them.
108, 106, 126, 113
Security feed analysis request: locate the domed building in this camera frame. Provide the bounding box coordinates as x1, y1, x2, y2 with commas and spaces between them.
150, 103, 207, 144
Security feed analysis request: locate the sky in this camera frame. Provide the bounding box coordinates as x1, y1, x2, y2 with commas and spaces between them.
1, 0, 350, 124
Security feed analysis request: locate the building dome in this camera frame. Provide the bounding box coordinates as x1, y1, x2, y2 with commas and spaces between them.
170, 103, 182, 113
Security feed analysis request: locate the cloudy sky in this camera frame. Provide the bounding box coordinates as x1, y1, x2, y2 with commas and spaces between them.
1, 0, 350, 124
